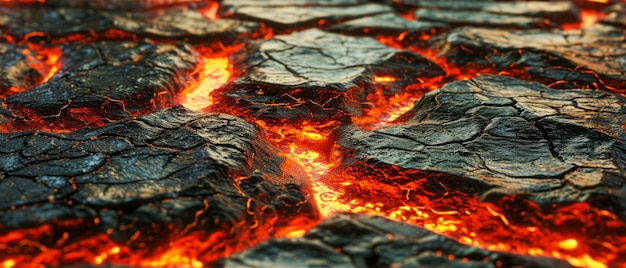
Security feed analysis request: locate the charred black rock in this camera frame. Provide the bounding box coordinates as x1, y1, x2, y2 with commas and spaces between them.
401, 0, 578, 27
215, 29, 444, 120
340, 75, 626, 216
0, 6, 258, 41
227, 3, 391, 29
0, 106, 316, 245
221, 213, 570, 268
329, 13, 448, 45
431, 24, 626, 90
5, 40, 197, 122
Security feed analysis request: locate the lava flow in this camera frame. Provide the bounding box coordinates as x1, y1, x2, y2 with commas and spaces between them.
0, 40, 61, 99
248, 77, 626, 268
2, 0, 626, 267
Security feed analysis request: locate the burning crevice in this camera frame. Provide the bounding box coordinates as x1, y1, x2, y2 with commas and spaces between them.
0, 41, 61, 98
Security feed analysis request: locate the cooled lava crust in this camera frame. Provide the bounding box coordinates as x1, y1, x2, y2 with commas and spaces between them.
1, 0, 625, 267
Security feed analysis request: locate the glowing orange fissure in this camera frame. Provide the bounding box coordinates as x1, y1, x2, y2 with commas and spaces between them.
562, 9, 607, 30
0, 38, 62, 99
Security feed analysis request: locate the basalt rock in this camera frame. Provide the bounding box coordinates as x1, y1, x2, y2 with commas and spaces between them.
227, 3, 391, 29
0, 106, 316, 245
221, 213, 569, 268
401, 0, 578, 27
3, 40, 198, 130
329, 13, 448, 45
0, 6, 258, 41
604, 2, 626, 28
431, 24, 626, 91
340, 75, 626, 218
214, 29, 444, 120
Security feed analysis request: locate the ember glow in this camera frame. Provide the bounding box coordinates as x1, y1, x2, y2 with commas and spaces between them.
562, 10, 607, 30
1, 1, 626, 268
0, 42, 61, 98
182, 44, 242, 111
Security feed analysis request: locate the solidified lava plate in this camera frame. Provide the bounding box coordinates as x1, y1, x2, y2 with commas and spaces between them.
0, 0, 625, 267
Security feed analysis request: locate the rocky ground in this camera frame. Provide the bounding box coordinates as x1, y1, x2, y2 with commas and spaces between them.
0, 0, 625, 267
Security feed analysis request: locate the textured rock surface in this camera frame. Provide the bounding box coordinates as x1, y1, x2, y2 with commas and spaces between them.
604, 2, 626, 28
5, 41, 196, 120
405, 0, 578, 26
229, 3, 391, 28
329, 13, 448, 45
1, 0, 625, 267
0, 6, 258, 40
432, 24, 626, 90
0, 106, 316, 243
221, 213, 570, 268
340, 75, 626, 214
216, 29, 444, 120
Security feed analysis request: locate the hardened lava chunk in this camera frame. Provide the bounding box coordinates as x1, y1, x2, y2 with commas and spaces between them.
431, 23, 626, 91
0, 5, 258, 41
340, 75, 626, 218
0, 106, 316, 245
214, 29, 444, 120
604, 2, 626, 28
4, 41, 197, 122
222, 0, 380, 29
399, 0, 578, 28
221, 213, 569, 268
328, 13, 448, 45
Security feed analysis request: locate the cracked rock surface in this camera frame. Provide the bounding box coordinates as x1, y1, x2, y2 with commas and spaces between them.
340, 75, 626, 217
0, 106, 316, 244
216, 29, 444, 120
0, 6, 258, 41
432, 24, 626, 90
4, 41, 197, 122
329, 13, 448, 45
221, 213, 569, 268
403, 0, 578, 28
228, 3, 390, 28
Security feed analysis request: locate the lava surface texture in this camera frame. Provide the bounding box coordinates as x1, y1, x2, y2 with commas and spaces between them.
0, 0, 625, 268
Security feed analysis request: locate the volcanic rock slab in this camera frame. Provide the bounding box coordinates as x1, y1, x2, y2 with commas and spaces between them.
340, 75, 626, 217
604, 2, 626, 28
0, 106, 316, 244
401, 0, 578, 27
3, 40, 197, 128
329, 13, 448, 45
228, 3, 391, 28
222, 0, 365, 8
221, 213, 569, 268
4, 0, 204, 10
216, 29, 444, 120
431, 24, 626, 90
0, 6, 258, 41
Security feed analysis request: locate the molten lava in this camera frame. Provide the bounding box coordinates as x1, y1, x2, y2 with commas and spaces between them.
0, 42, 61, 98
2, 1, 626, 268
182, 44, 242, 111
562, 9, 607, 30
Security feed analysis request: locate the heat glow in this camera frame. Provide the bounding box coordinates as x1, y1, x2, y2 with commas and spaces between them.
1, 1, 626, 268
